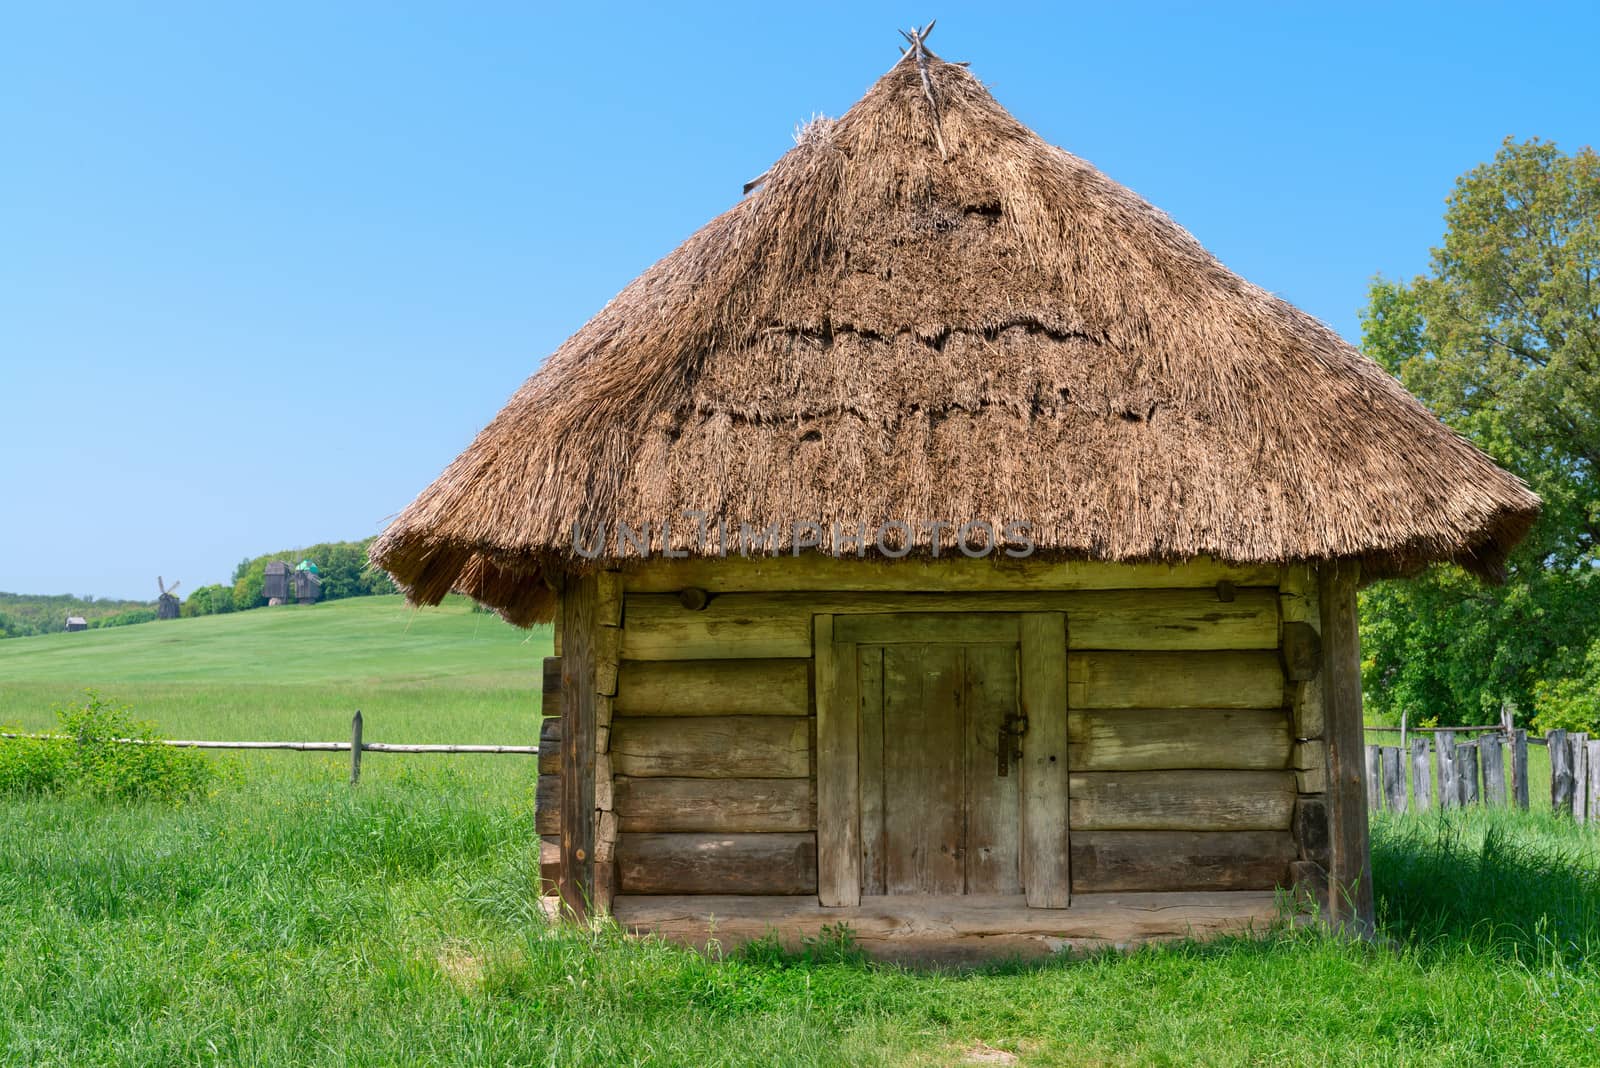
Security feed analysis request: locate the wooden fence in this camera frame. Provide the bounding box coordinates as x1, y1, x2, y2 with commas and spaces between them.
1363, 725, 1600, 821
0, 711, 537, 785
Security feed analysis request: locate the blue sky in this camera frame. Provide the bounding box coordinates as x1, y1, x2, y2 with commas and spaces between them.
2, 2, 1596, 600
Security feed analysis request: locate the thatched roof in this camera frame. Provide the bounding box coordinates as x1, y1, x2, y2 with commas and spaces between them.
373, 40, 1538, 625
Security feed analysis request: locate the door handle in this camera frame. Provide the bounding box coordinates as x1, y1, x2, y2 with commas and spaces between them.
997, 714, 1028, 777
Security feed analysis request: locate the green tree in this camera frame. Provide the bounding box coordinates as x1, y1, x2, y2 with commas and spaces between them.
1359, 137, 1600, 728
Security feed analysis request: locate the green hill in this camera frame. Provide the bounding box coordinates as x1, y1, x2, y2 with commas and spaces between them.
0, 595, 551, 750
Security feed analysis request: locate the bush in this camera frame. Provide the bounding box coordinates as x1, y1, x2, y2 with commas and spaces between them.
0, 694, 216, 804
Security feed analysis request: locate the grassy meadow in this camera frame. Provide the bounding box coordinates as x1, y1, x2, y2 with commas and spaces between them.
1, 602, 1599, 1065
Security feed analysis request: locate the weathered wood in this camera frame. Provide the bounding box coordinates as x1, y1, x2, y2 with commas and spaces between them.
1280, 622, 1322, 681
539, 836, 560, 895
1282, 568, 1324, 739
1410, 737, 1432, 811
1069, 770, 1295, 831
612, 776, 813, 832
858, 646, 886, 895
1380, 746, 1405, 814
678, 587, 710, 611
1068, 709, 1290, 771
593, 812, 618, 912
1572, 734, 1591, 821
610, 716, 811, 779
595, 625, 621, 697
536, 774, 560, 835
835, 612, 1020, 645
1296, 764, 1327, 794
1588, 740, 1600, 825
1364, 745, 1382, 811
622, 589, 1277, 659
1436, 731, 1460, 809
1460, 741, 1481, 806
1068, 651, 1284, 710
616, 833, 818, 895
542, 656, 562, 717
1289, 859, 1329, 916
349, 710, 363, 786
1019, 612, 1070, 907
1481, 734, 1506, 806
612, 890, 1282, 961
623, 555, 1282, 595
883, 644, 965, 895
559, 575, 598, 918
814, 615, 860, 906
537, 717, 562, 775
1295, 739, 1327, 773
1549, 729, 1572, 813
596, 571, 623, 628
962, 643, 1022, 895
1070, 830, 1296, 892
1319, 561, 1373, 935
595, 752, 613, 811
613, 659, 811, 717
1511, 729, 1529, 810
1293, 796, 1330, 869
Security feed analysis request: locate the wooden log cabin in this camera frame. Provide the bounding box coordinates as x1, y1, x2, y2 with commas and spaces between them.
372, 34, 1538, 959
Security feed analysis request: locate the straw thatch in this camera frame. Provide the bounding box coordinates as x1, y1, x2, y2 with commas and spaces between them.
373, 44, 1538, 625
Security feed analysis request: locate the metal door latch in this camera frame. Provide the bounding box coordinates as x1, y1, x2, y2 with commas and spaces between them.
997, 714, 1028, 776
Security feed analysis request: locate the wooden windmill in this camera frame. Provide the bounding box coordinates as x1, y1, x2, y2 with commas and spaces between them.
156, 576, 181, 620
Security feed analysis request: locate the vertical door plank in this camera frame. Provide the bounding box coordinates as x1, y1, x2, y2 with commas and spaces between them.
1019, 612, 1070, 908
963, 643, 1022, 895
857, 646, 886, 896
883, 645, 966, 895
815, 616, 861, 906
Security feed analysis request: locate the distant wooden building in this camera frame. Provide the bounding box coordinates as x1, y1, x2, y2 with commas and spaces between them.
64, 616, 87, 632
293, 561, 322, 604
370, 40, 1539, 958
263, 561, 290, 604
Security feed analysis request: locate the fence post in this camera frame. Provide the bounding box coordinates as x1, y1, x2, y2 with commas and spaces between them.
1588, 740, 1600, 826
1460, 740, 1481, 806
1573, 734, 1591, 822
1481, 733, 1506, 807
1410, 737, 1432, 811
350, 710, 363, 786
1511, 729, 1529, 810
1436, 731, 1459, 809
1365, 745, 1383, 812
1381, 746, 1405, 813
1550, 729, 1571, 814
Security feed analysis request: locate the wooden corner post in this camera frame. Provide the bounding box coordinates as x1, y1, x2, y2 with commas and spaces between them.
814, 615, 861, 907
558, 574, 598, 920
1318, 561, 1374, 936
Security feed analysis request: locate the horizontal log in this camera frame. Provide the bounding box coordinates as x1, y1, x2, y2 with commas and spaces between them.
1069, 651, 1284, 709
536, 774, 560, 835
542, 656, 562, 717
622, 556, 1281, 594
610, 716, 811, 778
1070, 830, 1296, 892
1070, 770, 1296, 831
613, 776, 814, 832
613, 658, 811, 717
1068, 709, 1290, 771
617, 832, 818, 894
612, 890, 1281, 961
539, 835, 560, 895
537, 717, 562, 775
622, 589, 1277, 660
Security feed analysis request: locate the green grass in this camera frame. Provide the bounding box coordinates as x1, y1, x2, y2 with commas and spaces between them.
3, 605, 1599, 1064
0, 595, 550, 783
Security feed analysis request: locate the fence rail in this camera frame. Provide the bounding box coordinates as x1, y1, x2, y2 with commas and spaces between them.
1363, 725, 1600, 822
1, 711, 536, 784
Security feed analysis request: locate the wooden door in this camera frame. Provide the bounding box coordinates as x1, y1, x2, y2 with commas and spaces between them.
816, 611, 1069, 908
858, 642, 1021, 895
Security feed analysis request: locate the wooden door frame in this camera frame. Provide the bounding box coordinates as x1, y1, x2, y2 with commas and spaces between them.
814, 607, 1070, 908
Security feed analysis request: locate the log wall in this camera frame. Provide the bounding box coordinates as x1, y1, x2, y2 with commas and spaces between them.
536, 556, 1303, 904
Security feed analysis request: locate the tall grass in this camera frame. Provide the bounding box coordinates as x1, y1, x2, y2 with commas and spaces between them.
1, 775, 1597, 1066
